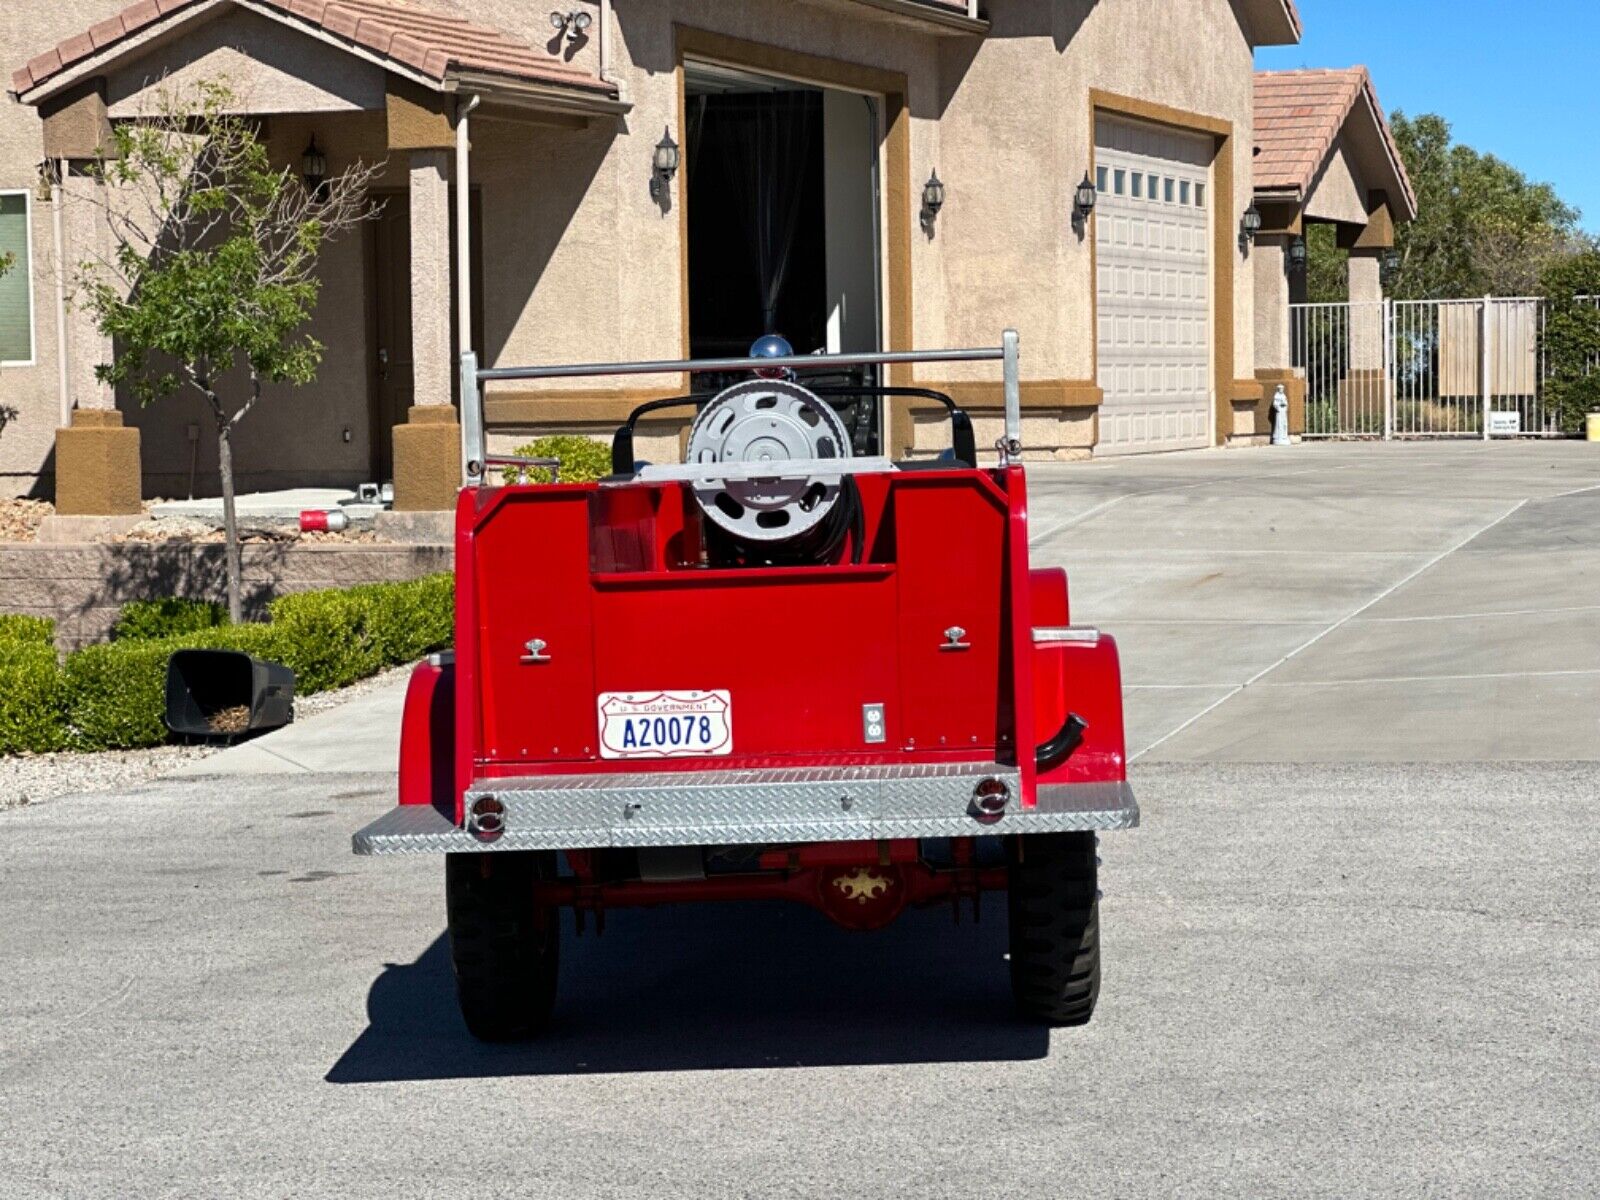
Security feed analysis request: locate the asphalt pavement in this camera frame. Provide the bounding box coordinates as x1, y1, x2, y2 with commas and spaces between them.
3, 441, 1598, 1197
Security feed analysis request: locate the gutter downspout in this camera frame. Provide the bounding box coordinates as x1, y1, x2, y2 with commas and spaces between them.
455, 94, 479, 361
52, 158, 69, 425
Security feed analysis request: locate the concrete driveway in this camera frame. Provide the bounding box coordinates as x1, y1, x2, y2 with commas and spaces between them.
1028, 440, 1600, 762
3, 442, 1598, 1197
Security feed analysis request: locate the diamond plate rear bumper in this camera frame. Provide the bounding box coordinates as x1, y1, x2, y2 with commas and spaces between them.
351, 766, 1138, 856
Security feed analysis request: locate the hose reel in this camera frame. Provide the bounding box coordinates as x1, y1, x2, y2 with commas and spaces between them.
685, 378, 853, 550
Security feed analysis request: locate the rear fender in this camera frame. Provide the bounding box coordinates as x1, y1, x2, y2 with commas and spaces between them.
398, 658, 456, 811
1032, 633, 1127, 785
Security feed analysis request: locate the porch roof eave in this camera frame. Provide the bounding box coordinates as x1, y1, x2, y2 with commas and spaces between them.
445, 70, 632, 120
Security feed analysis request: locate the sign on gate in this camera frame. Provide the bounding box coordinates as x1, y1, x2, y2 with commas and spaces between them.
1488, 411, 1523, 436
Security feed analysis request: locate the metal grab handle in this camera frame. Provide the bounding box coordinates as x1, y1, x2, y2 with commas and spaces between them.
485, 455, 562, 485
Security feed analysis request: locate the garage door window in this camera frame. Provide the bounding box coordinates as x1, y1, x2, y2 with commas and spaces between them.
0, 192, 33, 365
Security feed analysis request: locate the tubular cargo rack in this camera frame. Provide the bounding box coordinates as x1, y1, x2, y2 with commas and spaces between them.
456, 330, 1023, 485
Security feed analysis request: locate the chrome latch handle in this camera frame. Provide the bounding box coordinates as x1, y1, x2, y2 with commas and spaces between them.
940, 625, 971, 652
520, 638, 552, 664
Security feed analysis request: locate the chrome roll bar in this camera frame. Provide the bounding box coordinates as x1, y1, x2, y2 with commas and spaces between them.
458, 329, 1021, 484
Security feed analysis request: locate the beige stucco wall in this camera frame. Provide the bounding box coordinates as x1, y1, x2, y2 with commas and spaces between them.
1303, 139, 1369, 227
3, 0, 1274, 497
105, 7, 388, 117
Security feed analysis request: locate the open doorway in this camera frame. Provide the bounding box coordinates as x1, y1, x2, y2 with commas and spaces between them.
684, 61, 882, 448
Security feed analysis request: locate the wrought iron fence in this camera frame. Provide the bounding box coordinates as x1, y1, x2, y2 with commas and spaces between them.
1288, 296, 1588, 439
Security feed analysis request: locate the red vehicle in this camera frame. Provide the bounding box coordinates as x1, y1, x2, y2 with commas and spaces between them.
353, 331, 1138, 1040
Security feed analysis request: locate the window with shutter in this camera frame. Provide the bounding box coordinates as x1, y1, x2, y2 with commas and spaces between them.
0, 193, 35, 365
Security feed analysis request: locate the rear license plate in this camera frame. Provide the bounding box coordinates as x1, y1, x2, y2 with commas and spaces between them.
598, 690, 732, 759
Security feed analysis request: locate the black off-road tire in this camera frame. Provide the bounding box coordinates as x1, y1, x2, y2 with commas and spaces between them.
446, 851, 560, 1041
1007, 832, 1100, 1025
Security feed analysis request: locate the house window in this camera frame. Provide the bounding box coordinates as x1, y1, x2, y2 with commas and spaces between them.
1096, 166, 1108, 193
1113, 169, 1126, 196
0, 192, 34, 366
1131, 173, 1143, 199
1163, 178, 1174, 204
1147, 174, 1160, 201
1179, 180, 1191, 205
1195, 182, 1206, 208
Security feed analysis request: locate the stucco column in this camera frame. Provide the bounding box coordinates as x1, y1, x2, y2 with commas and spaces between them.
53, 160, 141, 518
1347, 248, 1385, 370
1252, 232, 1305, 437
1253, 235, 1291, 371
390, 149, 461, 513
1339, 246, 1386, 432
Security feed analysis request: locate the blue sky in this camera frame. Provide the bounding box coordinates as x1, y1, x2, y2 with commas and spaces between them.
1256, 0, 1600, 231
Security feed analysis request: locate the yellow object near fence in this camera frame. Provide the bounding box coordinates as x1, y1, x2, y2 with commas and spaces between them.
1588, 413, 1600, 443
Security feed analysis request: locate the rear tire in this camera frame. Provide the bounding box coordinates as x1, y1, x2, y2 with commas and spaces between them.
446, 851, 560, 1041
1007, 832, 1100, 1025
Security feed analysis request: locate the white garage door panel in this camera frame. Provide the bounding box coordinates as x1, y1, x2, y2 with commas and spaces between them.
1095, 116, 1213, 455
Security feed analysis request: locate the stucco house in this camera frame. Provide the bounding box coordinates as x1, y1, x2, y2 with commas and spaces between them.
0, 0, 1399, 534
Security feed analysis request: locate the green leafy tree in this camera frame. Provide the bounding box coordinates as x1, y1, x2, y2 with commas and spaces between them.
0, 250, 14, 277
1308, 111, 1588, 302
72, 80, 377, 621
1540, 251, 1600, 432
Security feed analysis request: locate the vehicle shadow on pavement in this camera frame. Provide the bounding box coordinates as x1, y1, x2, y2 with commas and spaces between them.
327, 900, 1047, 1079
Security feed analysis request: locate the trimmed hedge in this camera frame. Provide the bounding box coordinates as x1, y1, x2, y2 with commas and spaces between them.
113, 597, 227, 641
0, 614, 55, 647
0, 643, 69, 755
0, 573, 455, 755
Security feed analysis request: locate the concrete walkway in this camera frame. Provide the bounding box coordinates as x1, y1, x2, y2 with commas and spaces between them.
171, 676, 409, 776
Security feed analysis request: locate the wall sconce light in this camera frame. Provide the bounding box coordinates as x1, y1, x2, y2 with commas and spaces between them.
921, 169, 945, 229
1381, 247, 1402, 284
1240, 203, 1263, 244
549, 10, 592, 42
649, 127, 679, 202
301, 135, 327, 199
1073, 171, 1097, 222
1288, 235, 1309, 272
35, 160, 56, 203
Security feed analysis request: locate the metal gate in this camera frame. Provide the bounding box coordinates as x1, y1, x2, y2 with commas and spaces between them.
1290, 297, 1561, 439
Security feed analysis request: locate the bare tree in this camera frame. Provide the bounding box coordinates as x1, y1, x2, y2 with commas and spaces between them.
71, 78, 379, 622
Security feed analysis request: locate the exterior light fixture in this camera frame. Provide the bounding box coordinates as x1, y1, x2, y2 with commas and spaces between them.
921, 169, 945, 224
549, 10, 592, 41
1073, 171, 1097, 221
1381, 247, 1402, 284
1288, 235, 1309, 272
301, 135, 327, 198
1240, 203, 1263, 243
35, 160, 55, 203
649, 127, 680, 202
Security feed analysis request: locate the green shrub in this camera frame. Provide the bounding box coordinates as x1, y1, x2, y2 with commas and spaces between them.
267, 588, 384, 693
112, 597, 227, 641
1540, 251, 1600, 433
0, 643, 68, 754
344, 573, 455, 665
0, 614, 55, 647
506, 433, 611, 484
62, 640, 175, 751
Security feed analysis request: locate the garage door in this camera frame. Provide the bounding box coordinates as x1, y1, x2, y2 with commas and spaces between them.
1094, 116, 1213, 454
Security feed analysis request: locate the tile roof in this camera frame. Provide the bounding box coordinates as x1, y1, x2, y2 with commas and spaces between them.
12, 0, 616, 100
1254, 67, 1416, 217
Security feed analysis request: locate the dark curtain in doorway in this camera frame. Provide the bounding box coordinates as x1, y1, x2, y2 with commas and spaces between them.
688, 91, 826, 355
